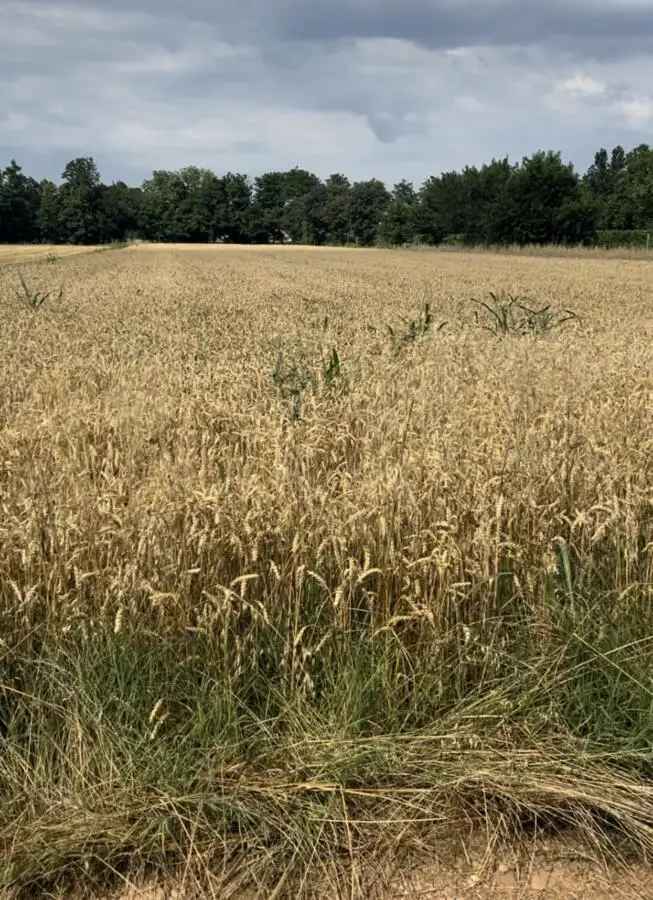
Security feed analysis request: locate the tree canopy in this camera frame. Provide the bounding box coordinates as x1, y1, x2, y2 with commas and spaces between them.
1, 144, 652, 247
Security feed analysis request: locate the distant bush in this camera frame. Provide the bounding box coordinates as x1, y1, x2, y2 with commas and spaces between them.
442, 233, 468, 246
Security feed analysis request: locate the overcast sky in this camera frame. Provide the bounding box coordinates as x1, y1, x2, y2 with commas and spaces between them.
2, 0, 653, 187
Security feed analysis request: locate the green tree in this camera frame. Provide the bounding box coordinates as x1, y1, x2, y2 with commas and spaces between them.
140, 170, 188, 241
494, 151, 581, 245
323, 174, 352, 244
252, 168, 321, 243
416, 171, 468, 244
468, 158, 513, 243
251, 171, 288, 242
98, 182, 142, 242
379, 180, 418, 245
623, 144, 653, 228
555, 191, 599, 245
206, 172, 252, 243
0, 160, 41, 243
282, 184, 330, 244
585, 148, 612, 199
58, 157, 102, 244
611, 145, 626, 176
349, 179, 390, 246
595, 144, 653, 230
37, 180, 61, 242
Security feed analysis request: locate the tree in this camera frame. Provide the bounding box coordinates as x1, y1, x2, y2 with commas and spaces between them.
585, 148, 612, 199
623, 144, 653, 228
206, 172, 252, 243
251, 171, 288, 242
140, 170, 189, 241
495, 151, 581, 245
323, 174, 352, 244
0, 142, 649, 248
555, 192, 599, 245
349, 179, 390, 246
282, 184, 329, 244
594, 144, 653, 230
38, 180, 61, 242
178, 166, 227, 241
0, 160, 41, 243
98, 182, 142, 242
469, 158, 513, 243
611, 145, 626, 176
379, 180, 418, 245
58, 157, 103, 243
251, 168, 321, 243
416, 171, 468, 244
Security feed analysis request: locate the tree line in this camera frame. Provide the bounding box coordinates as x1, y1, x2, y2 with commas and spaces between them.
1, 145, 652, 247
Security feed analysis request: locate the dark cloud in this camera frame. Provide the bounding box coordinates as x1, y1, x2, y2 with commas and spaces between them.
73, 0, 653, 58
2, 1, 653, 186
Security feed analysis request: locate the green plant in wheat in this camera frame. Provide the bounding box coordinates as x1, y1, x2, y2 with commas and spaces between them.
388, 302, 446, 352
45, 253, 59, 265
273, 346, 345, 419
472, 291, 579, 336
322, 347, 345, 390
272, 351, 314, 420
15, 272, 63, 310
318, 314, 346, 393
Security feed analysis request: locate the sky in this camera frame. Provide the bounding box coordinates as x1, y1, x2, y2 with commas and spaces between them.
2, 0, 653, 187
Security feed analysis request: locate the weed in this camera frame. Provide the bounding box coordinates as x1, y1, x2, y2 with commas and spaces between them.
472, 290, 579, 336
272, 346, 345, 419
322, 347, 343, 387
272, 351, 314, 420
14, 272, 63, 310
388, 301, 447, 350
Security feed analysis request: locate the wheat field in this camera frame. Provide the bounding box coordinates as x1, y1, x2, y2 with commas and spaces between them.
1, 244, 653, 897
0, 244, 103, 266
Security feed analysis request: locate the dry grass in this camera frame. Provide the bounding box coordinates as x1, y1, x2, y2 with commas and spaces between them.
1, 244, 652, 897
420, 242, 653, 261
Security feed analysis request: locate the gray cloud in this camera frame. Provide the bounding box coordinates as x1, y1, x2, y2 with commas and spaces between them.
2, 1, 653, 186
69, 0, 653, 58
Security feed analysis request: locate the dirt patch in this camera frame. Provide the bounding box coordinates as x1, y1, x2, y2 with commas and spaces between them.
392, 840, 651, 899
105, 835, 651, 899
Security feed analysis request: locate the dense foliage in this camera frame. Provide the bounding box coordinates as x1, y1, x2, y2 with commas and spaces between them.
1, 144, 652, 246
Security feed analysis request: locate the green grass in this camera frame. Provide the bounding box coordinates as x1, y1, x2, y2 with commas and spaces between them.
3, 581, 653, 897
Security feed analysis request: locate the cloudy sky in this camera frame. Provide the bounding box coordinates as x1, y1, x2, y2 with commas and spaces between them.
2, 0, 652, 187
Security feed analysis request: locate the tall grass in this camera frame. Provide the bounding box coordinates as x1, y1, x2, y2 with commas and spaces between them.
0, 245, 652, 896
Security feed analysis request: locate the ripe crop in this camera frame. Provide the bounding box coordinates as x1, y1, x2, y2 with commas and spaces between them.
1, 244, 652, 896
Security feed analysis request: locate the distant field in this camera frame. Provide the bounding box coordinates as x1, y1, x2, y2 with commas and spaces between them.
1, 244, 652, 897
0, 243, 102, 265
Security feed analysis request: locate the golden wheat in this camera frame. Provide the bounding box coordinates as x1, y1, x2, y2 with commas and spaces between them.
0, 244, 107, 266
2, 243, 653, 896
0, 244, 651, 641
